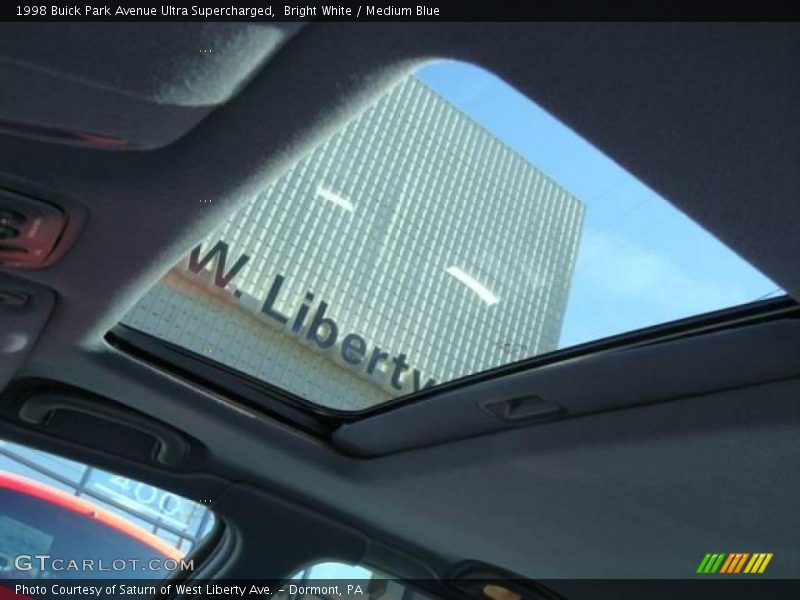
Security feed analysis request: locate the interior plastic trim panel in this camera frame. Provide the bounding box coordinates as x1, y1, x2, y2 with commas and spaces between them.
0, 272, 55, 390
334, 319, 800, 456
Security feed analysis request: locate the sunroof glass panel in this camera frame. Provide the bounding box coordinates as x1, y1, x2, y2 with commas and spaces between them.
121, 60, 782, 411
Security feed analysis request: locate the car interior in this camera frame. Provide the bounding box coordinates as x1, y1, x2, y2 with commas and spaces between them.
0, 21, 798, 599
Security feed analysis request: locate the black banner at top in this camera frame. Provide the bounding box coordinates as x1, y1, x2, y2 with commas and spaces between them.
3, 0, 800, 22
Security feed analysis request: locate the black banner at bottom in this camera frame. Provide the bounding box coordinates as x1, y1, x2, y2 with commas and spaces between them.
2, 579, 800, 600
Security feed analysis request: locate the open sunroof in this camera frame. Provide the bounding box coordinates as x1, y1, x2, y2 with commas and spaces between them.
120, 61, 782, 412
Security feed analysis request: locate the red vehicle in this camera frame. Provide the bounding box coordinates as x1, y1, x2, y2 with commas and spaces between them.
0, 471, 182, 579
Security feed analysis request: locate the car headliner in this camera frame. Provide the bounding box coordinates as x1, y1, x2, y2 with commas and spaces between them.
0, 22, 798, 586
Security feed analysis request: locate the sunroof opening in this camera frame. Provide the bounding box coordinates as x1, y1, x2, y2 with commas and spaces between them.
120, 60, 783, 412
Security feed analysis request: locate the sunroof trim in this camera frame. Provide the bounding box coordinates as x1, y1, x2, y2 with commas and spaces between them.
109, 295, 796, 430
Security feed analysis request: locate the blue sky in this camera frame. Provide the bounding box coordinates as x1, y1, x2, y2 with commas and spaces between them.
417, 61, 782, 348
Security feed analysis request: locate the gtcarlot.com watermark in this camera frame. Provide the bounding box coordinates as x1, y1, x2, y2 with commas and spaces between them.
14, 554, 194, 573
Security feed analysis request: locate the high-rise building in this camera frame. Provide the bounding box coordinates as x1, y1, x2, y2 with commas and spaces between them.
123, 76, 585, 410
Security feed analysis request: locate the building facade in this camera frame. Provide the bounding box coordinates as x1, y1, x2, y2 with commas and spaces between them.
123, 77, 585, 410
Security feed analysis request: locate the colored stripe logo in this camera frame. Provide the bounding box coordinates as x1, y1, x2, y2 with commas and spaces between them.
697, 553, 773, 574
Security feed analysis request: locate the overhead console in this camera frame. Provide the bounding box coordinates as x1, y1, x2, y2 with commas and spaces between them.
0, 273, 54, 393
0, 188, 72, 268
0, 182, 84, 393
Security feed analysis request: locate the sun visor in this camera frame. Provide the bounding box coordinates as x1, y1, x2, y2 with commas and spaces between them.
0, 23, 303, 149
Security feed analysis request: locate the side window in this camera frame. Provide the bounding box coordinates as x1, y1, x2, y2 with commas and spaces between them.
286, 562, 433, 600
0, 439, 215, 580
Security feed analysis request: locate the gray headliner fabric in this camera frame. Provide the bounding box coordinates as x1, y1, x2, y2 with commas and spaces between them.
0, 23, 303, 147
13, 346, 800, 579
0, 22, 798, 579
